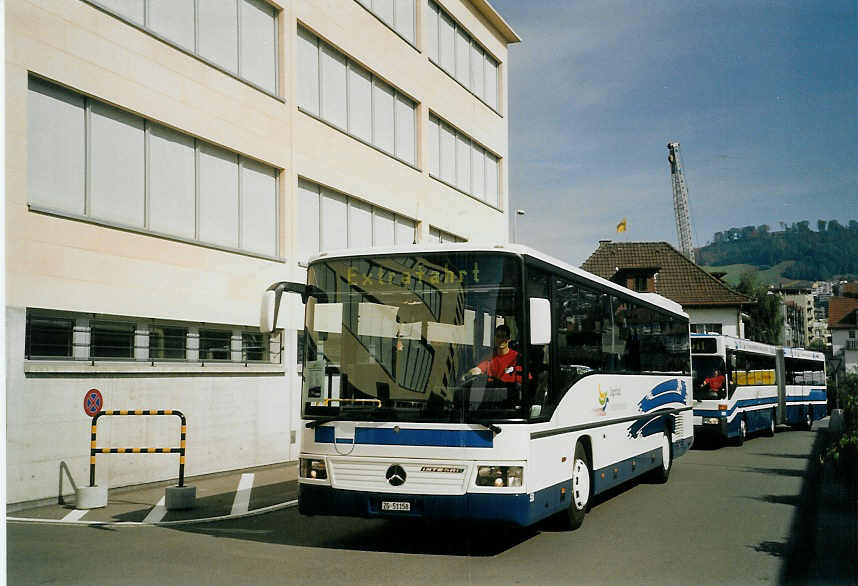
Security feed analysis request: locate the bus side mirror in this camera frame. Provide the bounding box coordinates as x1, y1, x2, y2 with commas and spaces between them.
530, 298, 551, 345
260, 290, 278, 333
260, 281, 309, 333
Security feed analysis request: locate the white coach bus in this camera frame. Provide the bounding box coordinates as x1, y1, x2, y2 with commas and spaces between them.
262, 244, 693, 528
691, 334, 826, 444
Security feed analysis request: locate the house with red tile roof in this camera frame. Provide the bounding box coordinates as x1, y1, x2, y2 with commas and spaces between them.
582, 241, 752, 338
828, 294, 858, 373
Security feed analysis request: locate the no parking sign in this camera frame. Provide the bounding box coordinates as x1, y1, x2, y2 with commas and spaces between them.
83, 389, 103, 418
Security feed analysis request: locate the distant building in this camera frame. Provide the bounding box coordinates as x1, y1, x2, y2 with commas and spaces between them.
829, 290, 858, 374
581, 241, 752, 337
774, 287, 813, 348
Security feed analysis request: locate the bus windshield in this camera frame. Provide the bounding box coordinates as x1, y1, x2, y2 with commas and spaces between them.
692, 355, 727, 400
301, 252, 526, 423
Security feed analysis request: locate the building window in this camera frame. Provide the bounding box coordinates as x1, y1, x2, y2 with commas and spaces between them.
850, 330, 856, 339
27, 75, 280, 258
355, 0, 416, 45
633, 276, 648, 292
426, 0, 500, 111
296, 28, 417, 166
429, 226, 466, 243
149, 326, 188, 360
691, 323, 722, 334
296, 178, 418, 262
90, 0, 278, 95
91, 321, 135, 359
25, 315, 74, 358
199, 329, 233, 361
25, 309, 280, 364
427, 113, 500, 207
242, 332, 267, 361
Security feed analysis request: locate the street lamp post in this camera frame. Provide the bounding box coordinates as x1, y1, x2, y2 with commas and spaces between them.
513, 209, 526, 243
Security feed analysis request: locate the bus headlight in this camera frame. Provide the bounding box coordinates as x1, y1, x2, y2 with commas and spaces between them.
476, 466, 523, 487
300, 458, 328, 480
703, 417, 720, 425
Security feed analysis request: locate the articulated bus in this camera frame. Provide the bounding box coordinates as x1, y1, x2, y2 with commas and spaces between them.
262, 244, 693, 528
691, 334, 827, 444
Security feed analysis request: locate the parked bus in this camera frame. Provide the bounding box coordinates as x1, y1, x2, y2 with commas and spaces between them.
691, 334, 826, 444
262, 244, 693, 528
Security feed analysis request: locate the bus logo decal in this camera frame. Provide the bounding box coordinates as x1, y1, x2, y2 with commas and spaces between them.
386, 465, 407, 486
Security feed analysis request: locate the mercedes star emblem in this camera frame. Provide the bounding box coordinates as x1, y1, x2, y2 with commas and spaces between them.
385, 464, 406, 487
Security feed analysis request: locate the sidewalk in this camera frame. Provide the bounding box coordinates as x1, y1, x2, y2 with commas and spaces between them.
781, 417, 858, 585
7, 462, 299, 525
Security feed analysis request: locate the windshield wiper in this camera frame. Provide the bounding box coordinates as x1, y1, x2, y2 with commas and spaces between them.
465, 417, 502, 435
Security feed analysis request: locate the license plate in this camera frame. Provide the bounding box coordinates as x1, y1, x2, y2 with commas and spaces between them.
381, 501, 411, 512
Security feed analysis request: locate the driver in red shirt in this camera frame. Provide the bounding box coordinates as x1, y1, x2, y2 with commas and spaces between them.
701, 369, 726, 397
468, 324, 521, 383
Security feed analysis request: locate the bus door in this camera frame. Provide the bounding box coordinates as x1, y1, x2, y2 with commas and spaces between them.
775, 348, 786, 424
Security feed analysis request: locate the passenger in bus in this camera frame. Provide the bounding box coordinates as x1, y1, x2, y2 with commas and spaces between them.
467, 324, 523, 384
700, 369, 726, 398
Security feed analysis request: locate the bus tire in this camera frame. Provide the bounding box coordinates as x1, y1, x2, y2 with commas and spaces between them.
734, 416, 746, 446
651, 429, 673, 484
765, 410, 776, 437
566, 442, 591, 530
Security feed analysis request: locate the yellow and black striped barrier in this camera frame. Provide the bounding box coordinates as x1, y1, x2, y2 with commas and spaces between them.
89, 410, 187, 488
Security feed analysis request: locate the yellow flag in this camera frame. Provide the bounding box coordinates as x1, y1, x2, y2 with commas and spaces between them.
616, 218, 627, 233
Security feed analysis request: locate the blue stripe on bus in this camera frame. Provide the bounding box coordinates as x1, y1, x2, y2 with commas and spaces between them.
314, 426, 494, 448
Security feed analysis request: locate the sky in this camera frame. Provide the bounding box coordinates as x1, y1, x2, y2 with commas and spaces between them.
491, 0, 857, 265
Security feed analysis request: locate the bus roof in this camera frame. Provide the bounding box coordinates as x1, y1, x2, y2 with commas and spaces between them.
690, 333, 824, 360
308, 242, 689, 318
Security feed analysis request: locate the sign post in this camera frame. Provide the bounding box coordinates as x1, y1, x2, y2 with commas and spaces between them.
78, 388, 108, 509
83, 389, 103, 418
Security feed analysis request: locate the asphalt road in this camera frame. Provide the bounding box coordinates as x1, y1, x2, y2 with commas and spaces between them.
8, 426, 838, 585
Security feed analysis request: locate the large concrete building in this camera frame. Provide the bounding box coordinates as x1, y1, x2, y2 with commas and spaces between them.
5, 0, 519, 505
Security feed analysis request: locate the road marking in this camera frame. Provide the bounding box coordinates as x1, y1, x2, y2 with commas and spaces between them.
143, 496, 167, 524
8, 498, 298, 527
62, 509, 88, 522
231, 473, 255, 516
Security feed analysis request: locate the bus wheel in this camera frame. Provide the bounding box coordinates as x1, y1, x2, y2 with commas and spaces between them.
734, 416, 746, 446
651, 429, 673, 484
765, 410, 776, 437
566, 442, 591, 530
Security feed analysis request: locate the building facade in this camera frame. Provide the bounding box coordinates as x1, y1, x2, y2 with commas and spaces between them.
829, 294, 858, 374
581, 241, 752, 338
5, 0, 519, 505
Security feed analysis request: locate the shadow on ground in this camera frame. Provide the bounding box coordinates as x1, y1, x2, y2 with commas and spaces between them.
750, 428, 857, 585
170, 510, 540, 557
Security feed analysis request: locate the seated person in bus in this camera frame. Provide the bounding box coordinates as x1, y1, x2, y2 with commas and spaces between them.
467, 324, 523, 384
700, 368, 726, 398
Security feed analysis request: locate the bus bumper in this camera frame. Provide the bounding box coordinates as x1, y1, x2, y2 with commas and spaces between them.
298, 482, 566, 527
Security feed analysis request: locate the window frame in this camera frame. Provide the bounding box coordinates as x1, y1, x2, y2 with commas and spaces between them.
83, 0, 282, 100
27, 75, 282, 262
296, 27, 418, 169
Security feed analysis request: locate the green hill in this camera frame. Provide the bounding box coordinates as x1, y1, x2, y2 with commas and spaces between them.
701, 261, 799, 288
696, 220, 858, 283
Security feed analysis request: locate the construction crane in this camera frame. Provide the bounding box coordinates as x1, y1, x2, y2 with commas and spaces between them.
667, 142, 695, 262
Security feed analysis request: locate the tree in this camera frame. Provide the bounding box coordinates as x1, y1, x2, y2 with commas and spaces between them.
818, 219, 827, 233
736, 271, 782, 345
